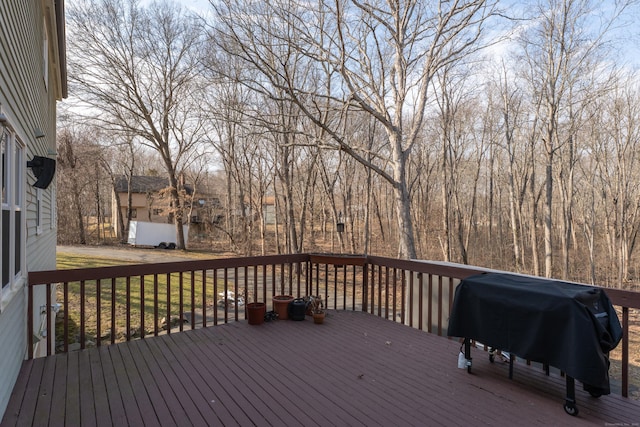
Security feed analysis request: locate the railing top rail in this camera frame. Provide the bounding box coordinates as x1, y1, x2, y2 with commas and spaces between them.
28, 253, 310, 285
602, 288, 640, 309
308, 253, 367, 266
365, 255, 486, 279
28, 251, 640, 309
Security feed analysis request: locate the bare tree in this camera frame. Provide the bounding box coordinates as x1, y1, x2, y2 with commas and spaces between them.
517, 0, 634, 277
57, 127, 105, 244
67, 0, 207, 249
210, 0, 499, 259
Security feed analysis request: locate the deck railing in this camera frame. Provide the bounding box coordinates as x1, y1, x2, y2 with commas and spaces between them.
28, 253, 640, 398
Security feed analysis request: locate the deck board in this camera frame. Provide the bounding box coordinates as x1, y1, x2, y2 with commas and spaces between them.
78, 349, 97, 427
30, 355, 56, 426
3, 310, 640, 426
13, 358, 43, 427
87, 348, 111, 427
123, 340, 178, 427
98, 346, 128, 426
47, 355, 67, 426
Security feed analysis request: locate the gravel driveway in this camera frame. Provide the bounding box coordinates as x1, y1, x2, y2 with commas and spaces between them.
57, 244, 203, 263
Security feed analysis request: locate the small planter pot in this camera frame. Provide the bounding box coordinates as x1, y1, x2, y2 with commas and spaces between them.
272, 295, 294, 320
313, 312, 326, 324
246, 302, 266, 325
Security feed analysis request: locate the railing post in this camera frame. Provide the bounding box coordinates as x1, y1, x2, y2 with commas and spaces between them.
46, 283, 52, 356
362, 262, 368, 312
28, 284, 34, 359
622, 306, 629, 397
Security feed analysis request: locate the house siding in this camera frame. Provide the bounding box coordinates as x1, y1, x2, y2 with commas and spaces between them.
0, 290, 26, 419
0, 0, 64, 420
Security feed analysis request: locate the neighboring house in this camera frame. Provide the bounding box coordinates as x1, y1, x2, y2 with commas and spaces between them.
112, 175, 194, 238
0, 0, 67, 420
263, 196, 276, 225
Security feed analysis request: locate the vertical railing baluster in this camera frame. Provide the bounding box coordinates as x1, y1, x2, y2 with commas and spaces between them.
280, 263, 285, 295
343, 266, 348, 310
140, 275, 145, 339
223, 268, 229, 323
262, 264, 267, 306
336, 264, 340, 310
352, 266, 358, 311
367, 264, 373, 314
378, 265, 389, 319
179, 271, 184, 332
64, 282, 69, 352
202, 269, 207, 327
448, 277, 454, 315
252, 265, 257, 303
427, 275, 433, 334
80, 280, 86, 350
96, 279, 102, 347
153, 274, 159, 336
166, 273, 171, 335
111, 277, 116, 344
401, 270, 406, 324
437, 276, 443, 336
392, 268, 397, 322
296, 262, 302, 297
317, 264, 329, 304
244, 265, 249, 303
418, 273, 424, 331
189, 271, 196, 330
126, 277, 131, 341
407, 270, 412, 327
622, 306, 629, 397
234, 266, 239, 321
307, 262, 313, 296
213, 269, 218, 326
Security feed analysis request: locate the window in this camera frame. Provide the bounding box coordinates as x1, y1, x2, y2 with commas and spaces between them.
1, 127, 25, 292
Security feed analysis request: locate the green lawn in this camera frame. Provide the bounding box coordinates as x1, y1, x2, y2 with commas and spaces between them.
55, 252, 219, 345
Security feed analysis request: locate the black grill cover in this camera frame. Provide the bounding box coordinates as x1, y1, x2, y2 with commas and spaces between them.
447, 273, 622, 393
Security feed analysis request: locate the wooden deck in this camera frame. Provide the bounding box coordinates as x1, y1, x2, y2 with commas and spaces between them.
3, 310, 639, 426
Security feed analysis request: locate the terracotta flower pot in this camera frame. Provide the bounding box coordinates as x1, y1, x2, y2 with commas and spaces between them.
272, 295, 294, 320
246, 302, 266, 325
313, 312, 326, 324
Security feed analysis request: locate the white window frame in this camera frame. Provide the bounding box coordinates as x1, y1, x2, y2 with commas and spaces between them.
1, 124, 26, 309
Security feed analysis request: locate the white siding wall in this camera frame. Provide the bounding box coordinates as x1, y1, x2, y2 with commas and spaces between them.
0, 290, 26, 421
0, 0, 61, 420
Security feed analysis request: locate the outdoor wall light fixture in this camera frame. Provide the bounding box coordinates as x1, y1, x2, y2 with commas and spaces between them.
337, 211, 345, 233
27, 156, 56, 189
34, 127, 45, 139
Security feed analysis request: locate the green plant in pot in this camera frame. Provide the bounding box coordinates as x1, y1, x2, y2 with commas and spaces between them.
305, 295, 325, 324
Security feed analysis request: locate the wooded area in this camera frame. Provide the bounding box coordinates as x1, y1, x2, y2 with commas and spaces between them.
57, 0, 640, 290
